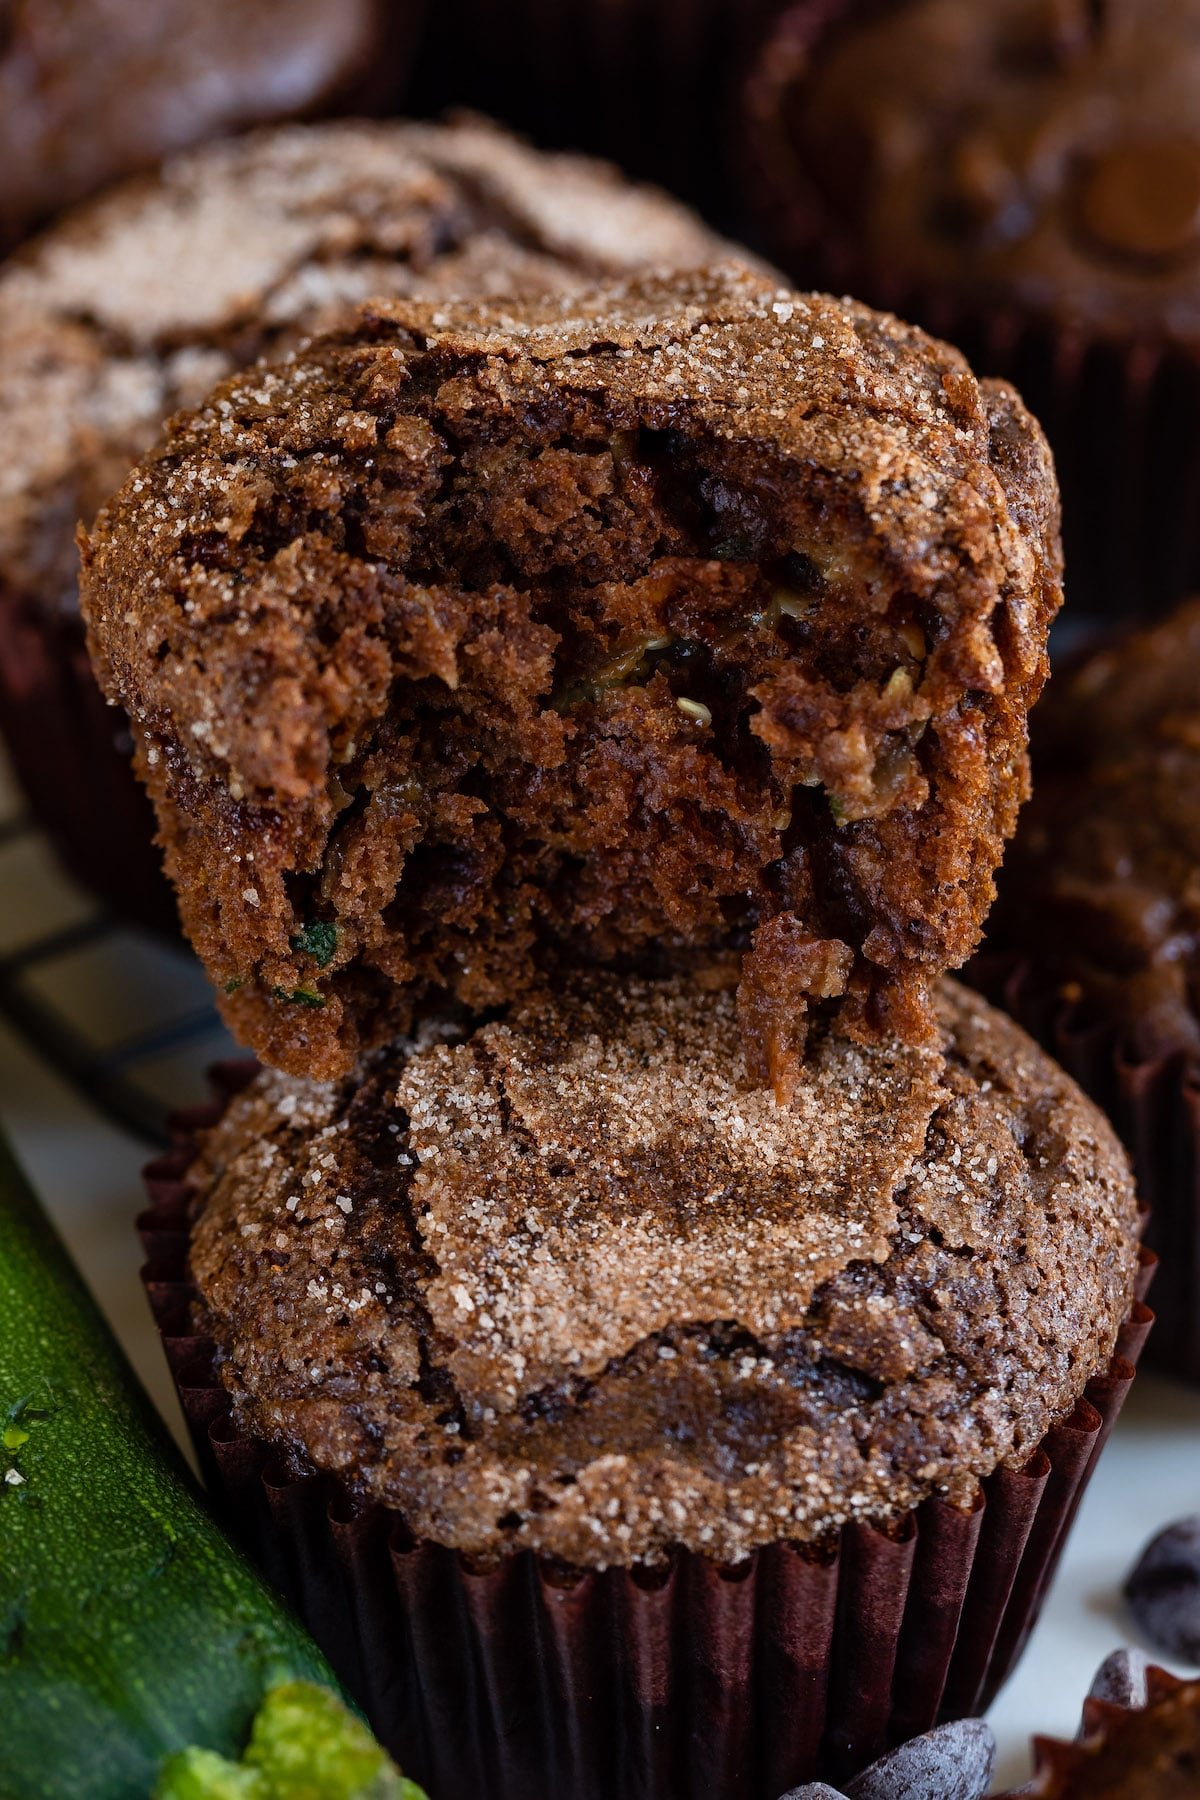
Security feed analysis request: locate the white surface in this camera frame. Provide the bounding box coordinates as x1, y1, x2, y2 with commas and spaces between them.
986, 1371, 1200, 1786
1, 757, 1198, 1791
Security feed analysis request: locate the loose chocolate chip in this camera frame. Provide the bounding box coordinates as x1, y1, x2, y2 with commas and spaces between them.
845, 1719, 995, 1800
1126, 1517, 1200, 1661
1087, 1647, 1150, 1711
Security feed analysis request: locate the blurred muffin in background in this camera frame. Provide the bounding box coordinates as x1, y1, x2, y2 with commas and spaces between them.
0, 0, 417, 250
980, 596, 1200, 1381
0, 116, 741, 930
744, 0, 1200, 620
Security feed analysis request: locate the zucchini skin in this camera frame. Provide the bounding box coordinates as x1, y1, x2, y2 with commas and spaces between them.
0, 1134, 337, 1799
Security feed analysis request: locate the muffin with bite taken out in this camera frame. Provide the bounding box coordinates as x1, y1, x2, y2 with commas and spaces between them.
82, 264, 1061, 1079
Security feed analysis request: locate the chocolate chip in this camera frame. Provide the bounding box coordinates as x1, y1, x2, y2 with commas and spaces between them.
1087, 1647, 1150, 1711
845, 1720, 995, 1800
1077, 137, 1200, 263
1126, 1517, 1200, 1661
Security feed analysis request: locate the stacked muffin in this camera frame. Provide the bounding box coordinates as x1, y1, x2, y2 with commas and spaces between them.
81, 265, 1059, 1083
77, 262, 1149, 1797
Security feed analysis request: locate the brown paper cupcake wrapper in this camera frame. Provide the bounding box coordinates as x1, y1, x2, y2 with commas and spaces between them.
972, 951, 1199, 1385
138, 1076, 1154, 1799
0, 588, 177, 933
741, 0, 1200, 623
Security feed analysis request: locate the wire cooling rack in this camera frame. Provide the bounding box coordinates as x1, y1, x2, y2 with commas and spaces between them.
0, 759, 234, 1148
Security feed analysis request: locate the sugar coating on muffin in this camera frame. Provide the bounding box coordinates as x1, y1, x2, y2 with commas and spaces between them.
759, 0, 1200, 339
0, 0, 392, 247
185, 974, 1139, 1569
81, 264, 1062, 1087
991, 596, 1200, 1063
0, 115, 737, 618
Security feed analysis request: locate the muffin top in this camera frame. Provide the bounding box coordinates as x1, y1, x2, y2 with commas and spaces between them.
81, 263, 1061, 1088
0, 115, 734, 616
993, 597, 1200, 1064
756, 0, 1200, 341
1026, 1668, 1200, 1798
186, 972, 1140, 1569
0, 0, 392, 249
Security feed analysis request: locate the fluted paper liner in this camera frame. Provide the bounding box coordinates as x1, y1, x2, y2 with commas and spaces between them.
139, 1071, 1154, 1799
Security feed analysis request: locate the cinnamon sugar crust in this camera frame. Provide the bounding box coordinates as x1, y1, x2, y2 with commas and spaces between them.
185, 975, 1140, 1569
81, 265, 1062, 1085
0, 116, 736, 619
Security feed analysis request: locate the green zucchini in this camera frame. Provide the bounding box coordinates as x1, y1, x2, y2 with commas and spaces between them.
0, 1131, 423, 1800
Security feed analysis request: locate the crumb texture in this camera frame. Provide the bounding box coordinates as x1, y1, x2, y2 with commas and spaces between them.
992, 596, 1200, 1064
186, 974, 1140, 1569
82, 264, 1062, 1083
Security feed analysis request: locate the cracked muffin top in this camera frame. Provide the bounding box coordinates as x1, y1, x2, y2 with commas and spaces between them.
184, 972, 1140, 1569
0, 114, 737, 621
81, 263, 1062, 1089
0, 0, 398, 249
751, 0, 1200, 342
991, 597, 1200, 1064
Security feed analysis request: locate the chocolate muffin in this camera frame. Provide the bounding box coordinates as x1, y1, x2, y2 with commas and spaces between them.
161, 971, 1143, 1797
982, 597, 1200, 1378
81, 264, 1062, 1080
1022, 1664, 1200, 1798
0, 0, 407, 250
744, 0, 1200, 618
188, 972, 1138, 1559
0, 118, 738, 930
